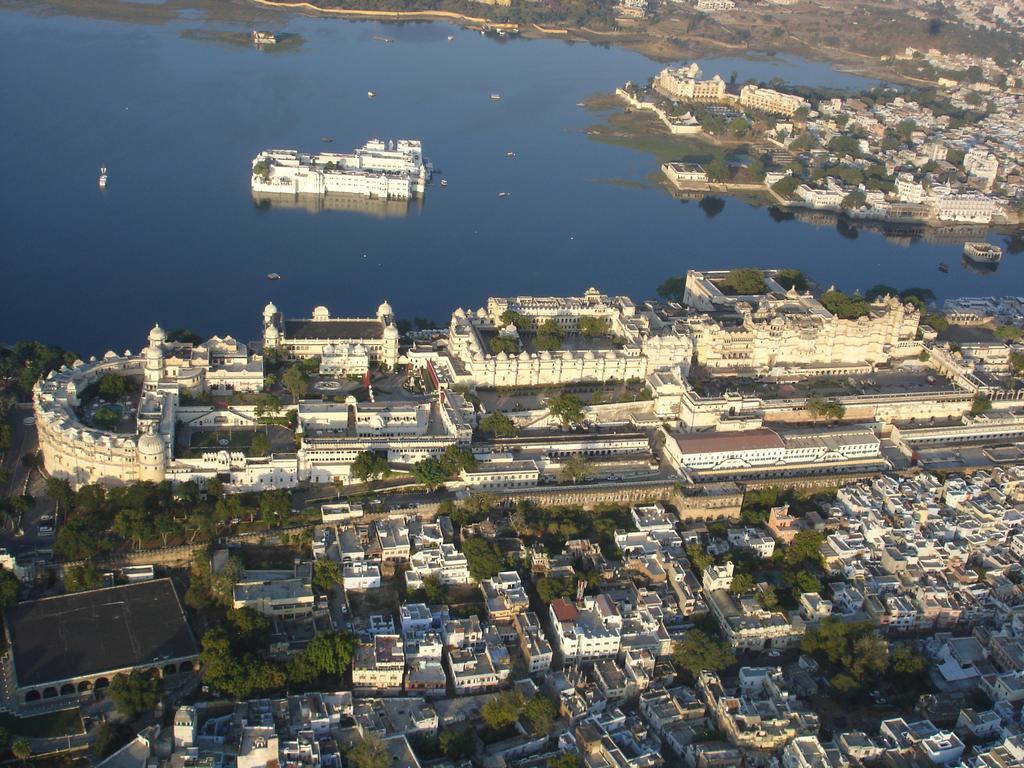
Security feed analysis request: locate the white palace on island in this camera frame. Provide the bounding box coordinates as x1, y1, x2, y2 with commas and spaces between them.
250, 139, 430, 201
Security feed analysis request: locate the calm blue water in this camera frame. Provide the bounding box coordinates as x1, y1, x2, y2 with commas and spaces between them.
0, 9, 1019, 354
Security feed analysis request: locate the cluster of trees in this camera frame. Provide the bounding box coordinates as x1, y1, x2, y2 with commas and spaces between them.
547, 392, 585, 426
773, 269, 809, 292
52, 479, 297, 561
656, 276, 687, 304
108, 670, 161, 718
350, 451, 391, 483
970, 394, 992, 416
671, 629, 735, 680
510, 500, 630, 557
863, 285, 935, 310
461, 536, 506, 581
802, 619, 926, 697
806, 396, 846, 422
0, 340, 77, 401
820, 289, 872, 319
718, 268, 767, 295
411, 446, 478, 491
188, 556, 356, 697
536, 574, 578, 603
481, 690, 557, 736
490, 335, 520, 355
579, 316, 612, 338
535, 320, 565, 352
771, 174, 801, 197
479, 411, 518, 437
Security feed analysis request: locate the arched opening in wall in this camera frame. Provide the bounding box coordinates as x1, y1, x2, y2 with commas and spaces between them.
24, 690, 41, 703
78, 680, 93, 693
43, 687, 58, 699
60, 683, 75, 696
179, 661, 196, 674
94, 677, 110, 690
163, 664, 177, 676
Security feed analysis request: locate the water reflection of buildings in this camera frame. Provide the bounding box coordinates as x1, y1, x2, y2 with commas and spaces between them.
252, 191, 419, 218
787, 209, 990, 247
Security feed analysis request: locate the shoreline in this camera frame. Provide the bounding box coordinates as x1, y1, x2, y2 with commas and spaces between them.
0, 0, 952, 88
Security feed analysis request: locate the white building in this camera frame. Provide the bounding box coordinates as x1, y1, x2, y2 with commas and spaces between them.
251, 139, 429, 201
550, 596, 623, 664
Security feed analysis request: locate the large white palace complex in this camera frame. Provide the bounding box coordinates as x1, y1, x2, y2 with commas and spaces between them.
444, 288, 694, 387
681, 270, 921, 375
32, 273, 1024, 492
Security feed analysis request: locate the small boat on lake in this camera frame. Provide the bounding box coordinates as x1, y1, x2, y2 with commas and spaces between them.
938, 263, 949, 273
98, 166, 108, 189
490, 93, 501, 101
439, 179, 448, 187
367, 91, 376, 98
267, 273, 282, 280
498, 191, 510, 198
321, 136, 333, 143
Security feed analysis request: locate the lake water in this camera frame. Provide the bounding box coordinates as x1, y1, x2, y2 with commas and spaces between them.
0, 7, 1020, 354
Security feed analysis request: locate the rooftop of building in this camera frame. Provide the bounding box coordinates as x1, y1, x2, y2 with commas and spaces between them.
282, 318, 383, 340
5, 579, 197, 688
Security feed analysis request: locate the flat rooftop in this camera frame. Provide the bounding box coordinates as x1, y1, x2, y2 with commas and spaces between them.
5, 579, 198, 688
283, 318, 383, 340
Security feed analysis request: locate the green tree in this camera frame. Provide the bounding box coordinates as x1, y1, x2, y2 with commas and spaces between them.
757, 583, 780, 610
657, 276, 687, 303
994, 325, 1023, 341
0, 567, 18, 610
672, 629, 735, 679
439, 445, 477, 476
522, 695, 556, 735
548, 756, 583, 768
461, 537, 504, 581
97, 373, 127, 400
10, 738, 30, 762
719, 268, 766, 295
705, 155, 730, 182
440, 727, 476, 760
807, 396, 845, 422
729, 572, 754, 595
970, 394, 992, 416
774, 269, 808, 291
288, 631, 357, 685
500, 309, 527, 328
250, 432, 271, 457
535, 320, 565, 352
772, 175, 801, 196
312, 559, 342, 592
490, 335, 520, 355
686, 543, 713, 573
351, 451, 390, 483
108, 670, 161, 718
548, 392, 585, 426
842, 190, 867, 209
479, 411, 518, 437
258, 489, 291, 524
579, 316, 612, 337
412, 458, 449, 491
1010, 351, 1024, 375
345, 734, 389, 768
785, 530, 826, 570
64, 563, 103, 593
282, 364, 309, 404
890, 645, 926, 676
557, 455, 590, 484
481, 689, 525, 730
536, 576, 576, 603
820, 289, 871, 319
421, 574, 447, 604
93, 405, 121, 430
254, 392, 283, 420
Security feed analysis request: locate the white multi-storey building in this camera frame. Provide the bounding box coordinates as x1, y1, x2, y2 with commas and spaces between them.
251, 139, 429, 200
550, 596, 623, 664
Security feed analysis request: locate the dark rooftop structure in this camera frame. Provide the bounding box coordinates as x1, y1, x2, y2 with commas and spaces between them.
5, 578, 198, 689
283, 318, 383, 340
